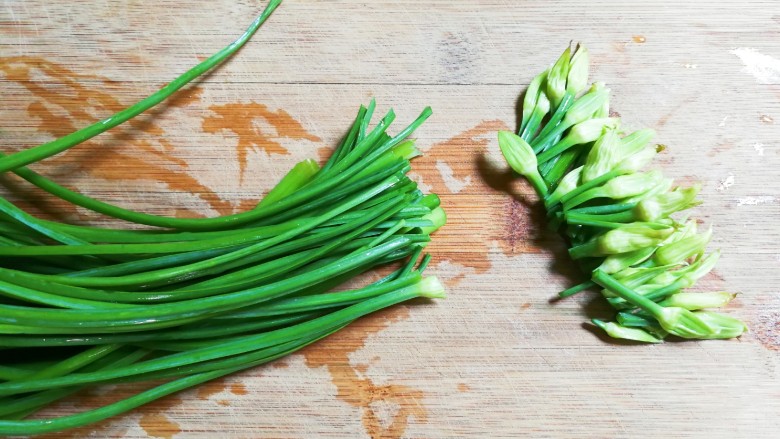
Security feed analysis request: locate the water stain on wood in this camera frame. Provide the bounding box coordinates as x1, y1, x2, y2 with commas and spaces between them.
414, 120, 541, 278
230, 382, 248, 396
138, 395, 183, 439
302, 305, 427, 439
753, 311, 780, 350
196, 378, 229, 400
202, 102, 321, 182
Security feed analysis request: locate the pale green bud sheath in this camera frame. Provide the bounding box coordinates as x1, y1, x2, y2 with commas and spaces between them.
616, 311, 659, 328
536, 117, 620, 160
557, 146, 658, 211
634, 251, 721, 303
498, 131, 549, 197
653, 226, 712, 266
567, 45, 590, 96
588, 82, 610, 118
621, 128, 656, 153
544, 166, 582, 208
596, 222, 694, 274
660, 292, 737, 310
546, 47, 571, 110
521, 92, 551, 142
532, 88, 611, 153
635, 184, 702, 221
598, 247, 657, 274
592, 270, 746, 339
563, 170, 663, 211
519, 69, 549, 134
592, 319, 663, 343
528, 47, 579, 144
569, 223, 674, 259
581, 128, 623, 182
621, 177, 674, 205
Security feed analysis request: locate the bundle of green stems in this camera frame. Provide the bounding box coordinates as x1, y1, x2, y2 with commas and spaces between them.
0, 1, 446, 434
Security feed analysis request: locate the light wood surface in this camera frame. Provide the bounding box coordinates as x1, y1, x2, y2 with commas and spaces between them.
2, 1, 779, 438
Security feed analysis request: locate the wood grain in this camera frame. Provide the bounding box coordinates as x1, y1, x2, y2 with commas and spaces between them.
2, 0, 780, 438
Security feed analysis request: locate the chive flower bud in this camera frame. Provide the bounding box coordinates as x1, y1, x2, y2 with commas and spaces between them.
613, 146, 658, 174
546, 47, 571, 109
566, 45, 589, 96
589, 82, 610, 118
621, 177, 673, 205
564, 170, 663, 210
536, 117, 620, 163
660, 291, 737, 310
520, 69, 549, 132
621, 128, 656, 153
570, 223, 674, 259
654, 307, 747, 339
592, 270, 747, 340
498, 131, 548, 197
582, 128, 622, 182
592, 319, 663, 343
635, 184, 702, 222
561, 88, 611, 129
653, 226, 712, 266
544, 166, 582, 207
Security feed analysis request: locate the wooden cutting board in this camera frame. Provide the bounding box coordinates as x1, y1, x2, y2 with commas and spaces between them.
2, 1, 779, 437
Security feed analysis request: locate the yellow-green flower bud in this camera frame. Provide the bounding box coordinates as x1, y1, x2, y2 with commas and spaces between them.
498, 131, 548, 197
565, 170, 663, 210
622, 177, 673, 204
655, 307, 746, 339
561, 87, 610, 128
546, 47, 571, 108
589, 82, 610, 118
582, 128, 622, 182
614, 146, 657, 174
535, 117, 620, 164
545, 166, 582, 207
593, 319, 663, 343
566, 45, 589, 96
621, 129, 656, 153
660, 292, 737, 310
520, 69, 549, 132
570, 223, 674, 259
598, 223, 675, 254
635, 184, 702, 222
653, 226, 712, 266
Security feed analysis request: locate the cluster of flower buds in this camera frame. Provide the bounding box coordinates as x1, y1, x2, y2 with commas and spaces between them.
497, 43, 746, 342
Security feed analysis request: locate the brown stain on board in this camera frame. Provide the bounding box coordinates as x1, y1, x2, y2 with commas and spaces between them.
138, 395, 183, 439
0, 56, 234, 219
196, 378, 229, 400
413, 120, 541, 280
754, 311, 780, 350
230, 382, 248, 396
202, 102, 321, 182
457, 383, 471, 392
632, 35, 647, 43
302, 305, 427, 439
